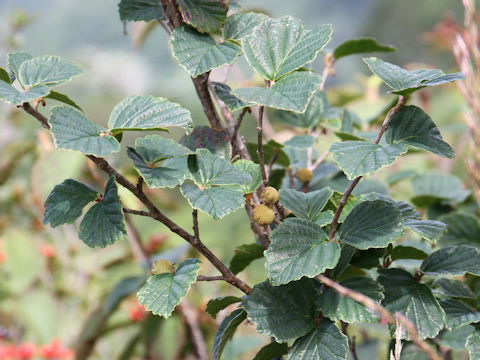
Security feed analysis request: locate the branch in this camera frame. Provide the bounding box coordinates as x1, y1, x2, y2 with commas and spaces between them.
196, 275, 224, 281
257, 106, 268, 187
329, 96, 406, 241
178, 299, 208, 360
122, 208, 152, 217
317, 274, 440, 360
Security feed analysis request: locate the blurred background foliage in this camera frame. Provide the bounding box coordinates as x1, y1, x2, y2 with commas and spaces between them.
0, 1, 475, 359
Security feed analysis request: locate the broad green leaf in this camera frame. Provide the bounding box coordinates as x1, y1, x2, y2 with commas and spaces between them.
242, 279, 317, 343
411, 173, 470, 207
135, 134, 193, 161
137, 258, 200, 318
404, 219, 447, 243
420, 246, 480, 276
170, 26, 241, 78
438, 325, 475, 350
386, 169, 418, 185
188, 149, 252, 186
378, 268, 445, 340
253, 342, 288, 360
339, 200, 404, 249
7, 51, 33, 79
265, 218, 340, 285
440, 299, 480, 331
224, 13, 267, 41
363, 57, 463, 95
241, 16, 332, 80
284, 135, 315, 148
79, 176, 127, 248
229, 160, 262, 194
324, 191, 362, 223
213, 308, 247, 360
333, 38, 396, 60
271, 90, 322, 128
128, 148, 189, 188
206, 296, 242, 318
43, 179, 98, 227
330, 141, 406, 180
433, 278, 475, 299
177, 0, 228, 33
118, 0, 164, 22
313, 211, 334, 226
247, 140, 290, 167
385, 105, 454, 158
233, 71, 321, 113
467, 333, 480, 360
318, 276, 384, 323
350, 248, 384, 269
49, 106, 120, 157
45, 90, 82, 110
108, 95, 192, 133
180, 126, 231, 158
438, 211, 480, 246
279, 188, 333, 221
212, 82, 251, 112
229, 243, 264, 274
390, 245, 428, 262
0, 67, 12, 83
0, 81, 50, 105
180, 183, 245, 220
286, 320, 348, 360
18, 55, 84, 88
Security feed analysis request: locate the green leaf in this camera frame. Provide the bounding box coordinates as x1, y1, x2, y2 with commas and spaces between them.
385, 105, 454, 158
79, 176, 127, 248
363, 57, 463, 95
286, 320, 348, 360
170, 26, 241, 78
136, 134, 194, 161
265, 218, 340, 285
177, 0, 228, 33
180, 183, 245, 220
188, 149, 252, 186
228, 160, 262, 194
180, 126, 231, 158
241, 16, 332, 81
438, 325, 475, 350
230, 243, 264, 275
247, 140, 290, 167
118, 0, 164, 22
128, 148, 189, 188
389, 245, 428, 262
49, 106, 120, 157
378, 268, 445, 340
279, 188, 333, 222
284, 135, 315, 148
253, 342, 288, 360
206, 296, 242, 318
411, 173, 470, 207
440, 299, 480, 331
18, 55, 84, 88
43, 179, 98, 227
271, 90, 322, 128
420, 246, 480, 276
213, 308, 247, 360
330, 141, 406, 180
0, 81, 50, 105
0, 67, 12, 83
45, 90, 82, 110
433, 278, 475, 299
7, 51, 33, 79
224, 13, 267, 41
104, 276, 146, 312
108, 95, 192, 133
318, 276, 384, 323
212, 82, 251, 112
438, 211, 480, 246
467, 333, 480, 360
404, 219, 447, 243
333, 38, 396, 60
137, 258, 200, 318
339, 200, 404, 249
243, 279, 317, 343
233, 71, 321, 113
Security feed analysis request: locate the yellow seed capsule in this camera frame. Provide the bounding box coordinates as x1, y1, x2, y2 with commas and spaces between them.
296, 168, 313, 183
252, 204, 275, 226
152, 259, 175, 275
261, 186, 279, 205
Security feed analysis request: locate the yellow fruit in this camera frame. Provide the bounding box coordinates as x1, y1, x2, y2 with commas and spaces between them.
252, 204, 275, 226
296, 168, 313, 183
152, 259, 175, 275
261, 187, 279, 204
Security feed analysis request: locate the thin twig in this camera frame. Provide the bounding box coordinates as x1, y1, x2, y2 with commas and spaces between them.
257, 106, 268, 187
178, 299, 208, 360
196, 275, 224, 281
267, 148, 280, 179
317, 274, 440, 360
329, 96, 406, 241
124, 212, 151, 267
311, 149, 330, 171
123, 208, 152, 217
192, 209, 200, 240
